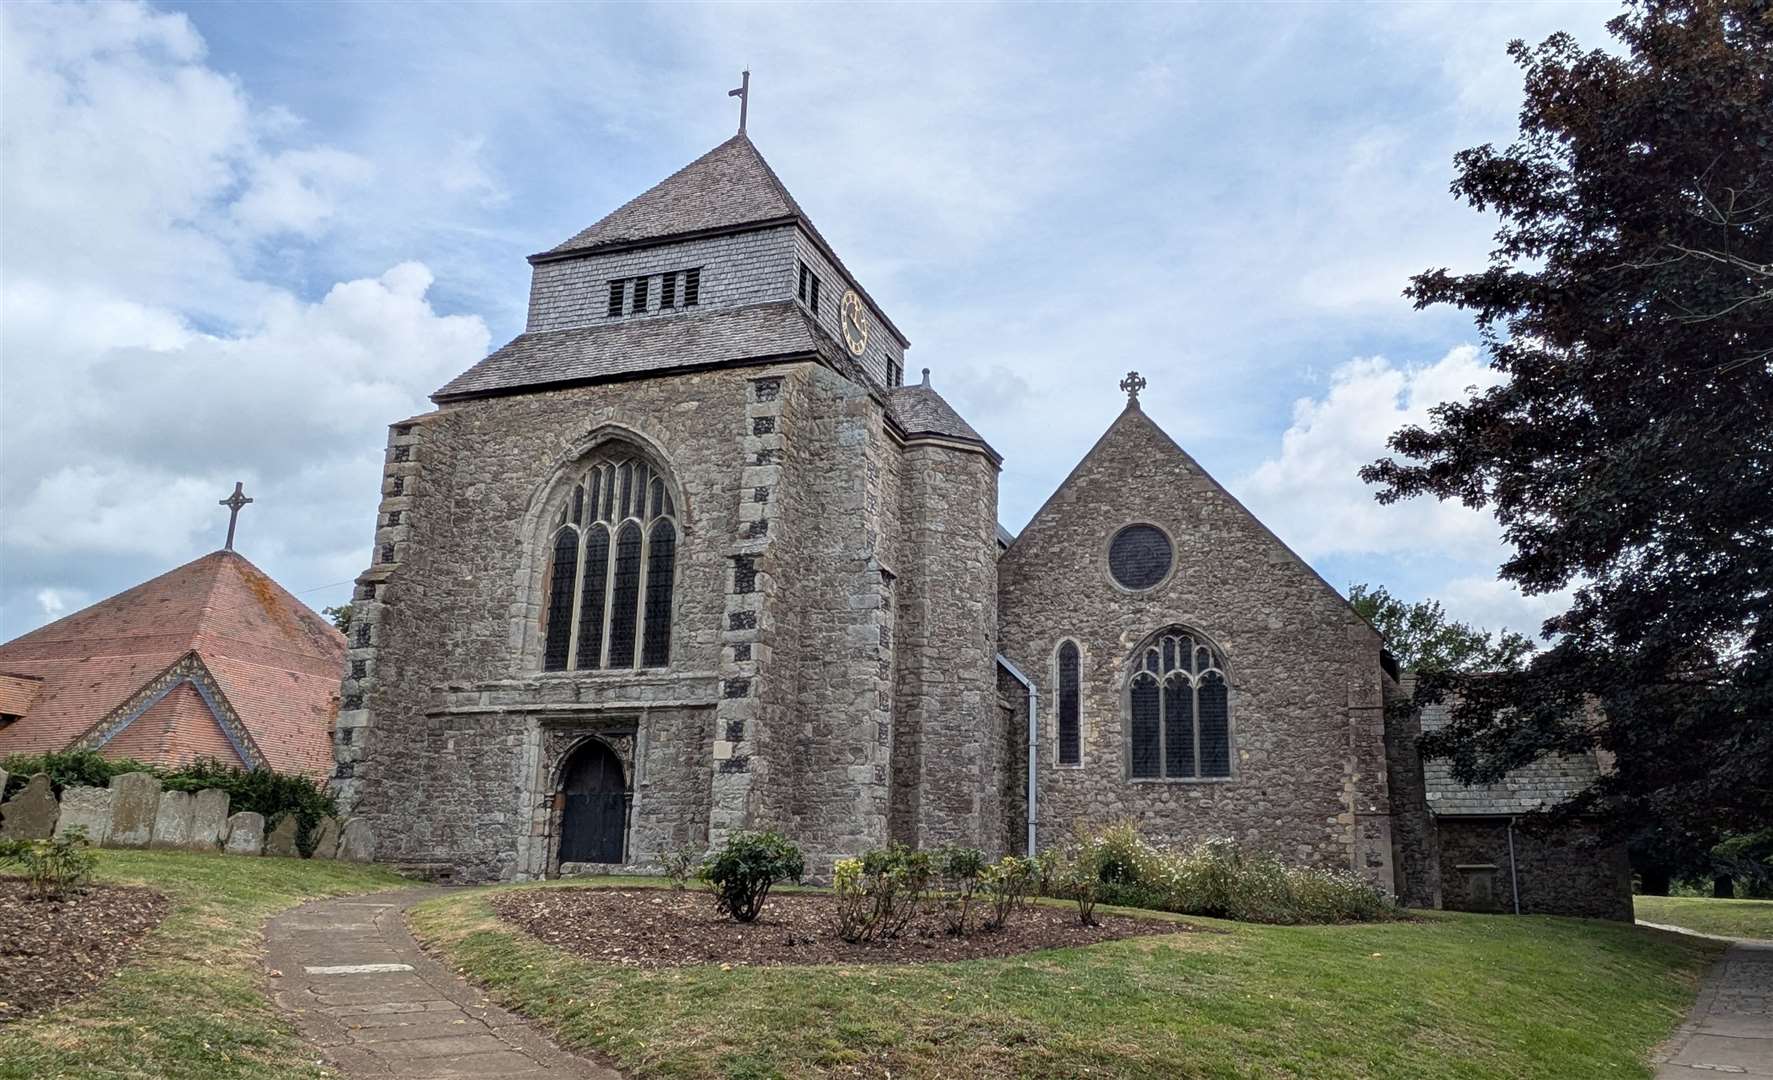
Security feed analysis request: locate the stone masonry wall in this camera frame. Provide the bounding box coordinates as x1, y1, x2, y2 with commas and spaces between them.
1384, 675, 1443, 909
996, 403, 1393, 884
892, 439, 1002, 853
1437, 817, 1633, 920
341, 368, 757, 881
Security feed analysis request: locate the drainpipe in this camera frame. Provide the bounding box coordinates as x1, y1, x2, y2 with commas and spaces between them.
1506, 816, 1521, 915
996, 654, 1039, 857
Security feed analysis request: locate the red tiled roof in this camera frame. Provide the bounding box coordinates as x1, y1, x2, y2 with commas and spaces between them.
0, 672, 42, 717
103, 681, 247, 771
0, 550, 345, 779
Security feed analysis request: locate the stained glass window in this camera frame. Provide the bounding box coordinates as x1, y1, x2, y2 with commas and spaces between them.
1108, 524, 1173, 590
538, 446, 679, 671
542, 528, 579, 671
1057, 641, 1081, 766
1125, 629, 1230, 780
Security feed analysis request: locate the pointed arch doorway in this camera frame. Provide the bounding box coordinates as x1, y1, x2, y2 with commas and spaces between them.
558, 738, 629, 865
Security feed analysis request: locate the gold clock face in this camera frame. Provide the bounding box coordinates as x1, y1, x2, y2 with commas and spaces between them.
840, 290, 870, 357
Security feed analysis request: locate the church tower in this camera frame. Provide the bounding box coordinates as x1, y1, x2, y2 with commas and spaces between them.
334, 130, 1002, 880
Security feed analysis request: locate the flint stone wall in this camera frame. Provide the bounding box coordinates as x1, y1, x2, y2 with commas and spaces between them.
995, 405, 1393, 886
1437, 817, 1633, 921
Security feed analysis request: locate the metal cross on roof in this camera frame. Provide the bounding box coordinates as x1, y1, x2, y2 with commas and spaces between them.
1120, 371, 1147, 405
219, 481, 253, 551
728, 69, 750, 134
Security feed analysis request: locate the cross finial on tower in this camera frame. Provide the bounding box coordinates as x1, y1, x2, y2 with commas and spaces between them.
219, 481, 253, 551
1120, 371, 1147, 409
728, 69, 751, 134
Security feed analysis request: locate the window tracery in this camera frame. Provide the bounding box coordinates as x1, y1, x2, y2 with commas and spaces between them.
1126, 629, 1230, 779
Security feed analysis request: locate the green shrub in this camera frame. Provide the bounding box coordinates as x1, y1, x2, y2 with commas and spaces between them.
0, 827, 97, 899
831, 843, 934, 943
700, 830, 803, 923
1052, 824, 1401, 926
980, 855, 1036, 931
936, 844, 986, 936
2, 752, 337, 855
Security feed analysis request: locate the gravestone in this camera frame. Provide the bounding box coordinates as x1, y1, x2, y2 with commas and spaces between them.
107, 772, 163, 848
223, 811, 265, 855
189, 789, 230, 850
336, 817, 375, 862
310, 815, 342, 859
150, 790, 196, 849
0, 768, 9, 798
56, 785, 113, 845
264, 815, 298, 857
0, 773, 57, 840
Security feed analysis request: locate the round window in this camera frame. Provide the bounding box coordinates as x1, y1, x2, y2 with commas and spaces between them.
1108, 524, 1173, 590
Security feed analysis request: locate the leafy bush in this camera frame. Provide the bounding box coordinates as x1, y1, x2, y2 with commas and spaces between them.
1051, 823, 1400, 926
661, 845, 701, 890
831, 843, 934, 943
936, 845, 986, 936
700, 830, 803, 923
980, 855, 1036, 931
2, 752, 337, 855
0, 827, 97, 899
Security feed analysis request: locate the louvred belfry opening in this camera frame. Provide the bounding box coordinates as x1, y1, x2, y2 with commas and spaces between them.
541, 445, 679, 672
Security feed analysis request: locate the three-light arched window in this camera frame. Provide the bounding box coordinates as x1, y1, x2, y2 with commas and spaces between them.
1127, 629, 1231, 779
541, 448, 678, 672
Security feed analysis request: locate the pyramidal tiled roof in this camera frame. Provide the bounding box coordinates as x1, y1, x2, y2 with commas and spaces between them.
543, 134, 805, 256
0, 550, 346, 778
886, 373, 999, 461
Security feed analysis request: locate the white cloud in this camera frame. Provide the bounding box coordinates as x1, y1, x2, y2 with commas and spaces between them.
0, 2, 488, 638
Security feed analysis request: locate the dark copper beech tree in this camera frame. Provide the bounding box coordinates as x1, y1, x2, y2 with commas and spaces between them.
1363, 0, 1773, 841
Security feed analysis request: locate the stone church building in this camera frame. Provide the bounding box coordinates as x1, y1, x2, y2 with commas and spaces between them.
332, 132, 1629, 918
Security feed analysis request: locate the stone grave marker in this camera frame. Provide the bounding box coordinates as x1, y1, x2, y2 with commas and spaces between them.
0, 773, 57, 840
264, 815, 298, 857
150, 790, 196, 849
223, 811, 265, 855
0, 768, 9, 798
337, 817, 375, 862
56, 785, 113, 845
107, 772, 162, 848
310, 815, 341, 859
189, 788, 230, 849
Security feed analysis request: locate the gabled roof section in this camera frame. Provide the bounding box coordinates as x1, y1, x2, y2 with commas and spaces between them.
435, 300, 824, 402
886, 374, 1000, 463
0, 550, 345, 778
1420, 701, 1601, 816
1011, 399, 1363, 621
541, 135, 802, 257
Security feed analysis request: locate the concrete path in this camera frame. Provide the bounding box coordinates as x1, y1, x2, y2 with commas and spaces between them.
1655, 938, 1773, 1078
265, 889, 620, 1080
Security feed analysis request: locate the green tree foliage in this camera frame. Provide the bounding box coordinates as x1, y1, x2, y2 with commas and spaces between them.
1348, 584, 1535, 673
1360, 1, 1773, 843
699, 830, 803, 923
323, 603, 355, 634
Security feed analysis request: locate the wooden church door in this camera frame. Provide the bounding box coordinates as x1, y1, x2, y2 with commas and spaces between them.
558, 739, 627, 864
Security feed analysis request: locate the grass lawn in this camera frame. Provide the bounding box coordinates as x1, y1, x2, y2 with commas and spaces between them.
1635, 894, 1773, 939
0, 849, 406, 1080
411, 879, 1722, 1080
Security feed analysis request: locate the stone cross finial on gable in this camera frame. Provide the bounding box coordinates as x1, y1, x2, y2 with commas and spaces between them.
729, 70, 750, 134
219, 481, 253, 551
1120, 371, 1147, 408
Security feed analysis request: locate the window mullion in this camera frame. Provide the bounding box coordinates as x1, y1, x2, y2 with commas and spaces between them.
564, 523, 588, 670
1193, 679, 1203, 779
634, 523, 651, 669
600, 526, 618, 669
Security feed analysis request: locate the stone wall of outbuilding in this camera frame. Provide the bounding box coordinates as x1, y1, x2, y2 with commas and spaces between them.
1436, 816, 1633, 921
995, 403, 1394, 886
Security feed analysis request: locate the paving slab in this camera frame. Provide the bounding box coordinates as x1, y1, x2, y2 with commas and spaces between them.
1656, 938, 1773, 1079
265, 888, 620, 1080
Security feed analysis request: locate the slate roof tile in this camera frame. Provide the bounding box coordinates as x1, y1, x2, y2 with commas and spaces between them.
1420, 702, 1601, 816
885, 380, 1000, 461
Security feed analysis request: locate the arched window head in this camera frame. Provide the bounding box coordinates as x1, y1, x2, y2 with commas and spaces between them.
1055, 640, 1082, 766
1126, 628, 1230, 779
540, 443, 679, 672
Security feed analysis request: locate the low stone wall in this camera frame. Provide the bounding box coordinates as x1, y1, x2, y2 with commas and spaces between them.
0, 771, 375, 862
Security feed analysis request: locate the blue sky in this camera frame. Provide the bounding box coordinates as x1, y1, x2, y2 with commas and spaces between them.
0, 1, 1621, 642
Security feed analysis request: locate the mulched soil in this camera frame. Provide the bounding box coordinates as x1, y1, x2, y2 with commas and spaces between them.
0, 878, 169, 1024
492, 887, 1188, 967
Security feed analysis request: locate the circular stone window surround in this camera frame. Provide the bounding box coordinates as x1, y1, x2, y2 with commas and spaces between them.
1105, 521, 1176, 593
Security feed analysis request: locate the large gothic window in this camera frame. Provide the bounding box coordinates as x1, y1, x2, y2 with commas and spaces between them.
540, 448, 679, 672
1126, 629, 1230, 779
